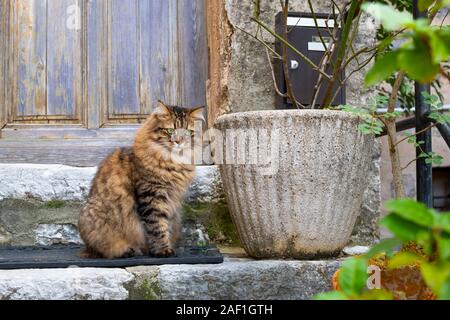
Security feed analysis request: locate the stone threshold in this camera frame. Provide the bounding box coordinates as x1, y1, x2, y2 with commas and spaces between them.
0, 163, 223, 203
0, 257, 342, 300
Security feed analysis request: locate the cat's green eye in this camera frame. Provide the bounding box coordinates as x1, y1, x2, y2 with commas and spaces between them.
185, 130, 194, 136
164, 128, 175, 135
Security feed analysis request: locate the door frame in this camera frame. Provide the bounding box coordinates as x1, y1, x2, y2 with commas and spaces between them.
0, 0, 8, 131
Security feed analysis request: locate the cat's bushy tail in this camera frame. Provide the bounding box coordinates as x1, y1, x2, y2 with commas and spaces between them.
79, 246, 102, 259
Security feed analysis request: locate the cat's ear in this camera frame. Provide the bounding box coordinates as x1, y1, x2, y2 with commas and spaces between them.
189, 106, 205, 122
154, 100, 172, 116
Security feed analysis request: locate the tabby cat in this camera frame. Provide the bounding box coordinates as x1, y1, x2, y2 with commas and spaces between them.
78, 101, 204, 259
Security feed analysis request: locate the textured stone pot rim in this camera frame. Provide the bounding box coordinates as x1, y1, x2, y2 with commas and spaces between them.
215, 109, 361, 126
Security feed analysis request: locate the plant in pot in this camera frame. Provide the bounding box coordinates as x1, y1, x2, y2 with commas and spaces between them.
213, 0, 384, 259
314, 0, 450, 300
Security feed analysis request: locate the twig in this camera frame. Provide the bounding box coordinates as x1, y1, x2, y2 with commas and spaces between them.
345, 10, 362, 64
252, 0, 260, 19
440, 8, 450, 28
310, 16, 341, 107
310, 42, 337, 107
343, 28, 405, 69
250, 17, 332, 81
402, 157, 420, 170
343, 46, 377, 69
321, 0, 360, 107
393, 123, 437, 148
235, 25, 281, 58
385, 71, 406, 198
330, 0, 343, 17
328, 52, 377, 105
265, 46, 287, 98
279, 0, 301, 109
307, 0, 329, 53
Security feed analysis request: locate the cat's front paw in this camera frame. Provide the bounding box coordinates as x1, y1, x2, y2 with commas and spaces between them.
154, 247, 176, 257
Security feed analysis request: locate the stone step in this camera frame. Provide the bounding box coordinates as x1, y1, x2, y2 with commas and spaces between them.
0, 164, 227, 246
0, 164, 223, 203
0, 257, 342, 300
0, 163, 379, 247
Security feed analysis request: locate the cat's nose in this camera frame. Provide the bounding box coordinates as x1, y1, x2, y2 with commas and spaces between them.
172, 136, 183, 144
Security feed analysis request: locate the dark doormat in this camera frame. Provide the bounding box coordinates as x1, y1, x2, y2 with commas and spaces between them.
0, 245, 223, 269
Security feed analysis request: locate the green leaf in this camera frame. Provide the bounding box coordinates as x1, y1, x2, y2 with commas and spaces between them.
433, 0, 450, 11
418, 0, 435, 11
425, 153, 443, 165
338, 258, 368, 297
339, 104, 370, 116
422, 91, 441, 108
365, 51, 399, 86
397, 42, 441, 83
380, 214, 430, 242
436, 234, 450, 260
429, 31, 450, 64
313, 291, 348, 300
417, 230, 434, 256
387, 252, 424, 269
440, 278, 450, 300
357, 290, 394, 300
385, 198, 435, 228
421, 261, 450, 298
428, 112, 450, 125
436, 213, 450, 233
362, 3, 414, 31
365, 238, 402, 259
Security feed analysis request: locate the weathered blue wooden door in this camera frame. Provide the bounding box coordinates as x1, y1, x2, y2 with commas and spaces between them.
0, 0, 207, 165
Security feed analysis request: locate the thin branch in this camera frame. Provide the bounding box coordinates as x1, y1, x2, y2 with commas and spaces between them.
385, 71, 406, 198
264, 46, 287, 98
344, 9, 362, 63
393, 123, 437, 148
344, 46, 378, 69
440, 8, 450, 28
328, 52, 377, 105
321, 0, 360, 107
330, 0, 343, 17
310, 16, 341, 107
343, 52, 376, 82
343, 28, 405, 69
235, 25, 281, 58
250, 17, 332, 81
252, 0, 260, 19
280, 0, 302, 109
310, 42, 337, 107
307, 0, 329, 52
402, 157, 420, 170
324, 12, 337, 41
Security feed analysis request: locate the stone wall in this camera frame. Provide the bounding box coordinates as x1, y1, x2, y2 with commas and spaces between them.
207, 0, 382, 244
207, 0, 378, 117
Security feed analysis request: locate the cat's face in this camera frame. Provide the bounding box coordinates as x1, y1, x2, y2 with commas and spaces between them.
152, 100, 204, 154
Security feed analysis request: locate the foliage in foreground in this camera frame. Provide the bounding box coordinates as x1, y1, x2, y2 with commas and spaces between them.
363, 1, 450, 85
314, 199, 450, 300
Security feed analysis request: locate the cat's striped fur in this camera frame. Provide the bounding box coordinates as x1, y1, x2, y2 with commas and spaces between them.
78, 101, 204, 258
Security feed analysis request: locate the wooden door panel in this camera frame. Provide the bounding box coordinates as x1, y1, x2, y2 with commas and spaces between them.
178, 0, 208, 107
139, 0, 179, 111
109, 0, 140, 117
106, 0, 181, 121
9, 0, 82, 123
46, 0, 82, 117
16, 0, 47, 117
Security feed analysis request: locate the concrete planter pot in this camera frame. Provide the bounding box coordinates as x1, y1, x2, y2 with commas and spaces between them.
214, 110, 374, 259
